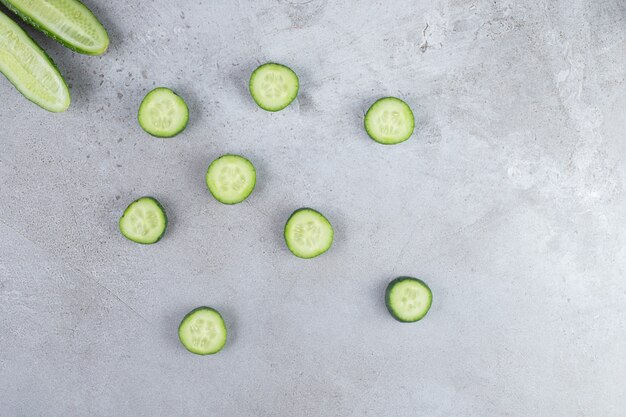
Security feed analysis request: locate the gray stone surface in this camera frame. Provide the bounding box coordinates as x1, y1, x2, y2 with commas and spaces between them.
1, 0, 625, 415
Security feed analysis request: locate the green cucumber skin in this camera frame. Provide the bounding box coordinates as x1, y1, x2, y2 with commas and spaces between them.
0, 0, 109, 55
118, 196, 168, 245
178, 307, 227, 355
385, 277, 432, 323
0, 10, 70, 112
283, 208, 334, 259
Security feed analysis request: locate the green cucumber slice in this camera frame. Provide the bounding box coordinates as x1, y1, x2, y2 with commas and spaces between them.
206, 154, 256, 205
385, 277, 432, 322
284, 208, 334, 259
249, 63, 299, 111
0, 10, 70, 112
178, 307, 227, 355
0, 0, 109, 55
119, 197, 167, 244
138, 87, 189, 138
364, 97, 415, 144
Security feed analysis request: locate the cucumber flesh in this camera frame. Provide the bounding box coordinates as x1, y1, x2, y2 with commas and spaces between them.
137, 87, 189, 138
119, 197, 167, 244
1, 0, 109, 55
249, 63, 299, 111
206, 154, 256, 205
0, 10, 70, 112
138, 87, 189, 138
364, 97, 415, 144
284, 208, 334, 259
385, 277, 432, 322
178, 307, 227, 355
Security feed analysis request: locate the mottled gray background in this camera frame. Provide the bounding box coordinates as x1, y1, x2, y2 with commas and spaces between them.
1, 0, 625, 416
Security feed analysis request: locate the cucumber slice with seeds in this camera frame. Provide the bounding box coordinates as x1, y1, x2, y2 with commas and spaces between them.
0, 10, 70, 112
385, 277, 432, 322
249, 63, 299, 111
0, 0, 109, 55
284, 208, 334, 259
119, 197, 167, 244
206, 154, 256, 204
138, 87, 189, 138
364, 97, 415, 144
178, 307, 227, 355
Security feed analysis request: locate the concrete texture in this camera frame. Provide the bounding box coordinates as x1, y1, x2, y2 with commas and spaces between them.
1, 0, 625, 415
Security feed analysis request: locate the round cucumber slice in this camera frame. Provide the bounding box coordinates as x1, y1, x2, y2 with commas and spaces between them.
284, 208, 334, 259
178, 307, 227, 355
206, 154, 256, 205
119, 197, 167, 244
0, 10, 70, 112
1, 0, 110, 55
385, 277, 432, 322
364, 97, 415, 144
249, 63, 299, 111
138, 87, 189, 138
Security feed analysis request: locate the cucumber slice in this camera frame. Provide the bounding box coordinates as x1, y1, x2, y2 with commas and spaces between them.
119, 197, 167, 244
249, 63, 299, 111
178, 307, 227, 355
0, 0, 108, 55
0, 10, 70, 112
284, 208, 334, 259
385, 277, 432, 322
364, 97, 415, 144
206, 154, 256, 205
138, 87, 189, 138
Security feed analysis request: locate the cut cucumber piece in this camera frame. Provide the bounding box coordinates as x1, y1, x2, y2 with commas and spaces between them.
385, 277, 432, 322
0, 10, 70, 112
206, 154, 256, 205
138, 87, 189, 138
284, 208, 333, 259
0, 0, 109, 55
249, 63, 299, 111
364, 97, 415, 144
119, 197, 167, 244
178, 307, 227, 355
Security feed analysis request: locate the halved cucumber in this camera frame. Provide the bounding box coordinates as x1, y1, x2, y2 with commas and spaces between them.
138, 87, 189, 138
385, 277, 432, 322
0, 10, 70, 112
249, 63, 299, 111
284, 208, 334, 259
119, 197, 167, 244
364, 97, 415, 144
178, 307, 227, 355
206, 154, 256, 204
0, 0, 109, 55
